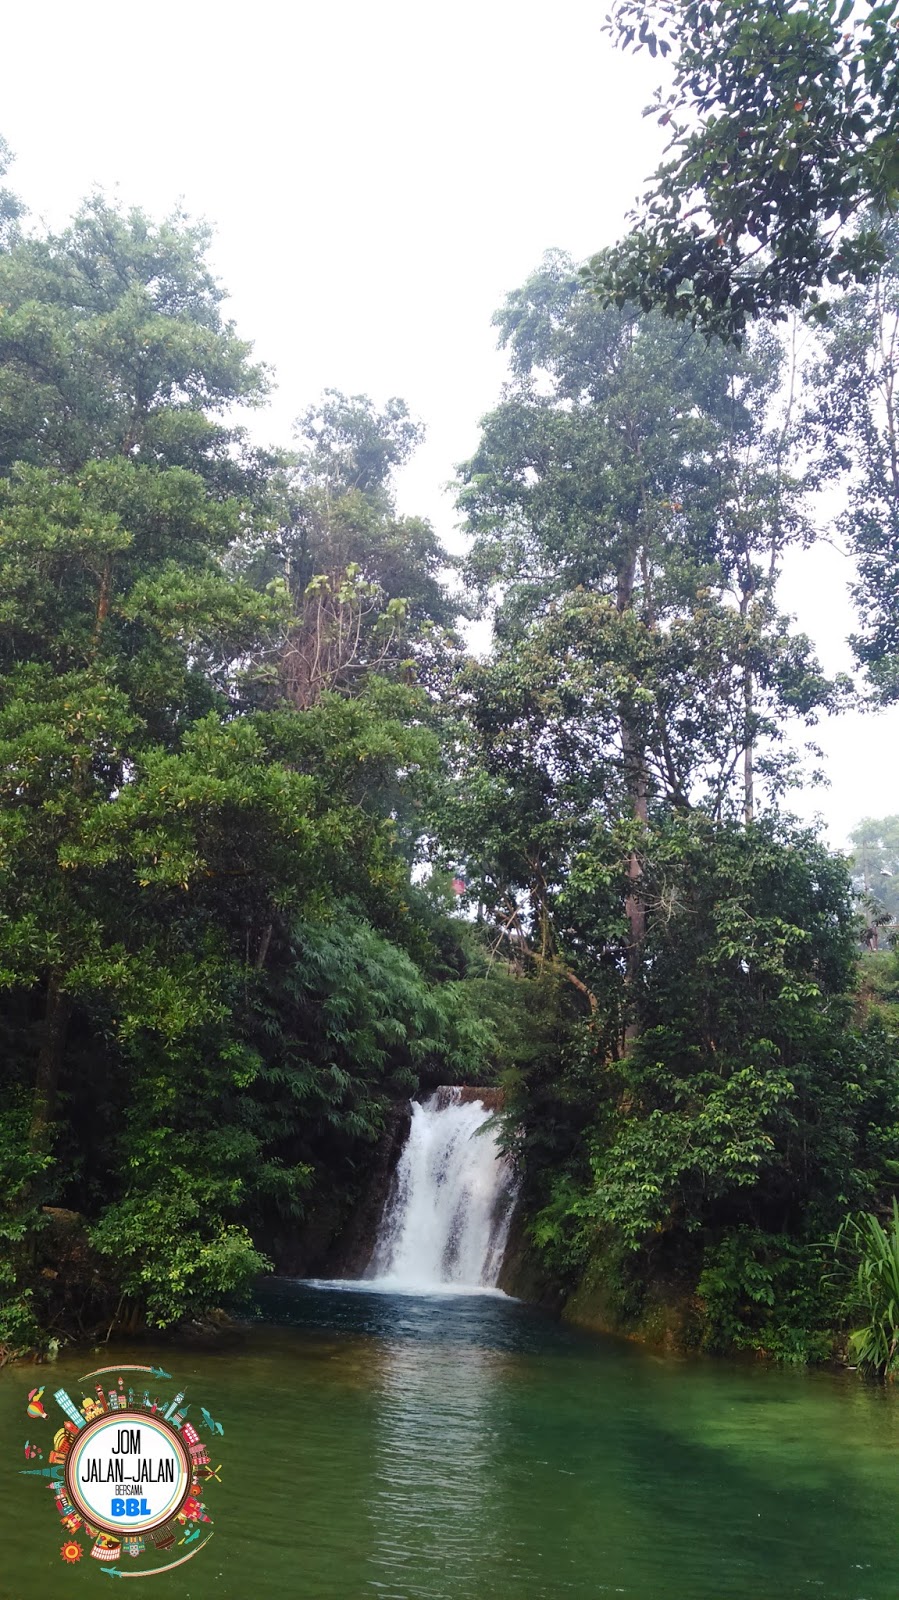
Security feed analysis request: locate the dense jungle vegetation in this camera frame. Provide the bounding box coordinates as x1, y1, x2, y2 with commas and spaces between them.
3, 0, 899, 1367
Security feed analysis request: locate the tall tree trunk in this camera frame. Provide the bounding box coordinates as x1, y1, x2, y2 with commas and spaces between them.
617, 539, 647, 1049
29, 974, 71, 1157
743, 666, 755, 825
621, 715, 648, 1046
255, 922, 273, 972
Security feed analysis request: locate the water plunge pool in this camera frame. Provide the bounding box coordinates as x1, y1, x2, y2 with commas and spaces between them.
5, 1281, 899, 1599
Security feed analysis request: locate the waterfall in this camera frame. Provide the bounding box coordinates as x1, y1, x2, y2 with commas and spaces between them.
367, 1088, 516, 1293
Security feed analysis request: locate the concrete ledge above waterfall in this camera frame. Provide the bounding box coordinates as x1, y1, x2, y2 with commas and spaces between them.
429, 1085, 505, 1112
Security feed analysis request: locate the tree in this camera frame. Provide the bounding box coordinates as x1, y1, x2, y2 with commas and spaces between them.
0, 194, 272, 494
848, 815, 899, 922
502, 803, 899, 1362
563, 816, 870, 1247
450, 255, 836, 1038
0, 136, 23, 251
0, 200, 279, 1158
808, 224, 899, 699
238, 391, 465, 708
590, 0, 899, 341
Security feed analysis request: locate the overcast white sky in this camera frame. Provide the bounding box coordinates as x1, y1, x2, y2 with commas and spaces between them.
2, 0, 896, 849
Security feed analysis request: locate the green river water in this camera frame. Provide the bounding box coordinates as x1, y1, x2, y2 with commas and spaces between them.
3, 1279, 899, 1600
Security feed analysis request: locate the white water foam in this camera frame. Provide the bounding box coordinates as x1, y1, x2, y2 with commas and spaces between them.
365, 1088, 517, 1294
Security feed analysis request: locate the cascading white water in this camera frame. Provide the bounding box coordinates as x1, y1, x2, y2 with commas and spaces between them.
367, 1088, 516, 1293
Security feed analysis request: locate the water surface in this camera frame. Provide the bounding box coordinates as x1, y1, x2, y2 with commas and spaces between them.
3, 1281, 898, 1599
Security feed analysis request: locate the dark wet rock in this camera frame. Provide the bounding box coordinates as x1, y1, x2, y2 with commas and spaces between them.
268, 1101, 411, 1278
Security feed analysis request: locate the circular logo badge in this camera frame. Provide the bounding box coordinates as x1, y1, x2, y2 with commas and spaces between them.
64, 1411, 191, 1536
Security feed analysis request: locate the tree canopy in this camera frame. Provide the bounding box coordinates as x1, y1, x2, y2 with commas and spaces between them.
590, 0, 899, 341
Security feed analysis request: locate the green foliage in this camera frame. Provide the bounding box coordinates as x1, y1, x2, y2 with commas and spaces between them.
452, 259, 836, 897
836, 1199, 899, 1378
0, 1284, 42, 1357
449, 256, 899, 1362
504, 810, 899, 1361
592, 0, 899, 339
2, 151, 897, 1370
848, 818, 899, 960
236, 390, 465, 709
516, 816, 892, 1254
849, 815, 899, 914
0, 182, 479, 1346
698, 1231, 836, 1364
0, 136, 23, 252
0, 197, 270, 487
90, 1193, 268, 1332
808, 235, 899, 698
0, 1108, 47, 1353
858, 953, 899, 1044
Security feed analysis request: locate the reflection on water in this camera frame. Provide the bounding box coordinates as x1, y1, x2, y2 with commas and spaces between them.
3, 1280, 899, 1599
369, 1333, 506, 1598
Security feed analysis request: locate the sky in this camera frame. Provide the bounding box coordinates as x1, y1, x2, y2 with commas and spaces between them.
2, 0, 896, 850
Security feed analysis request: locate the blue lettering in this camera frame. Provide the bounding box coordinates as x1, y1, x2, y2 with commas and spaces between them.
111, 1494, 152, 1518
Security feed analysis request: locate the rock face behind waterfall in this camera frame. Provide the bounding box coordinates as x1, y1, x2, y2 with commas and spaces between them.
268, 1100, 411, 1278
267, 1086, 513, 1284
366, 1087, 516, 1291
329, 1099, 413, 1277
